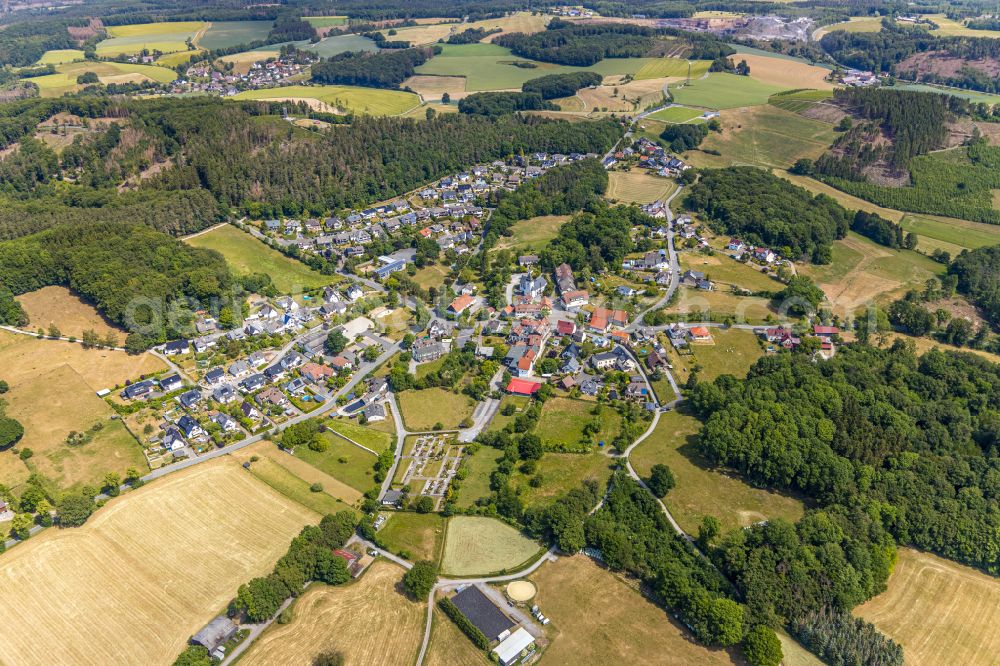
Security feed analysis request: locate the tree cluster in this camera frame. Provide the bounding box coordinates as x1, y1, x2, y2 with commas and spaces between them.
446, 27, 501, 44
850, 210, 916, 250
660, 122, 708, 152
235, 512, 357, 622
457, 92, 556, 117
683, 167, 849, 263
948, 244, 1000, 327
494, 20, 655, 67
540, 204, 643, 274
522, 72, 603, 100
311, 48, 433, 88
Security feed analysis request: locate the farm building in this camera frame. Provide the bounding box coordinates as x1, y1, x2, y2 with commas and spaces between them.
506, 378, 541, 396
450, 585, 516, 642
493, 627, 536, 666
192, 616, 237, 653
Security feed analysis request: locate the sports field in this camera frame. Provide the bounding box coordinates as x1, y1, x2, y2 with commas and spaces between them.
630, 408, 804, 534
0, 458, 316, 666
686, 105, 836, 170
633, 57, 711, 80
184, 224, 334, 292
856, 548, 1000, 665
493, 214, 570, 253
800, 232, 944, 316
31, 60, 178, 97
397, 387, 475, 431
241, 561, 425, 666
96, 21, 207, 56
733, 53, 834, 90
232, 84, 418, 116
36, 49, 85, 64
378, 512, 446, 562
606, 170, 678, 204
441, 516, 541, 576
535, 397, 620, 448
648, 105, 706, 123
197, 20, 272, 50
531, 555, 741, 664
669, 73, 789, 109
16, 285, 121, 338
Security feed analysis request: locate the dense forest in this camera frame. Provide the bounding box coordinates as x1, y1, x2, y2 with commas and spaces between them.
691, 344, 1000, 574
494, 20, 655, 66
850, 210, 916, 249
0, 221, 233, 349
948, 244, 1000, 326
0, 97, 622, 236
522, 72, 603, 100
683, 167, 849, 263
457, 92, 556, 116
821, 21, 1000, 93
310, 47, 433, 88
540, 204, 645, 273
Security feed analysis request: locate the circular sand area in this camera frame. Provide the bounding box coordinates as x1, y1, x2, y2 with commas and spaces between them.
506, 580, 537, 602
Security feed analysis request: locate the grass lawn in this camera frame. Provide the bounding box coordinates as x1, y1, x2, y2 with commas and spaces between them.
378, 512, 446, 563
634, 57, 711, 80
197, 20, 272, 50
535, 397, 620, 448
36, 49, 85, 64
232, 83, 418, 116
397, 388, 475, 431
441, 516, 542, 576
666, 328, 764, 384
647, 105, 706, 123
678, 251, 783, 292
487, 395, 529, 433
96, 21, 206, 56
415, 355, 448, 380
669, 72, 789, 109
530, 555, 742, 665
411, 263, 450, 292
31, 60, 177, 97
303, 16, 348, 28
856, 548, 1000, 666
455, 446, 500, 509
326, 418, 393, 453
295, 433, 380, 494
185, 224, 334, 292
509, 451, 617, 508
899, 213, 1000, 255
685, 105, 836, 170
493, 214, 570, 253
605, 170, 677, 204
630, 408, 804, 534
668, 288, 776, 325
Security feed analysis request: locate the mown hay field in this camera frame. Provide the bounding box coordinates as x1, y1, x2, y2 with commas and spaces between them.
630, 408, 804, 536
36, 48, 85, 64
241, 561, 424, 666
812, 16, 884, 40
96, 21, 207, 56
31, 60, 177, 97
184, 223, 336, 292
232, 84, 419, 116
425, 605, 490, 666
0, 458, 317, 666
530, 554, 742, 664
856, 548, 1000, 666
397, 387, 475, 431
731, 53, 834, 90
378, 511, 446, 563
634, 57, 711, 80
16, 285, 121, 338
197, 20, 272, 50
606, 169, 677, 203
441, 516, 541, 575
669, 72, 789, 109
648, 105, 706, 123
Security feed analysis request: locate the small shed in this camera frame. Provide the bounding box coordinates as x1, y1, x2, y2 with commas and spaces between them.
192, 616, 237, 652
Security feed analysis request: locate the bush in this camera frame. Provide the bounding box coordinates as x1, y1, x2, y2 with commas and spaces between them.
403, 559, 437, 599
413, 495, 435, 513
742, 625, 783, 666
646, 463, 675, 497
310, 482, 324, 493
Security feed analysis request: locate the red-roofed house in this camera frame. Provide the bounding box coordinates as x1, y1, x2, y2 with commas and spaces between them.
688, 326, 712, 342
556, 320, 577, 336
813, 326, 839, 337
448, 294, 476, 316
301, 363, 335, 383
506, 378, 541, 395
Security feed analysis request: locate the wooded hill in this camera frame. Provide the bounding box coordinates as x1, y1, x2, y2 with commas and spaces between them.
0, 97, 623, 239
495, 19, 656, 66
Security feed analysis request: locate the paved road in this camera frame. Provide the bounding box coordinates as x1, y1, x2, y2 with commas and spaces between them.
379, 392, 409, 500
628, 183, 684, 332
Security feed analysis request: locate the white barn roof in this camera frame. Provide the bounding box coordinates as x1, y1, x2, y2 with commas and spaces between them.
493, 627, 534, 665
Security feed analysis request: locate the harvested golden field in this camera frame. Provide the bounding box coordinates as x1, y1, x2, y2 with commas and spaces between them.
572, 77, 670, 113
403, 75, 469, 100
856, 548, 1000, 666
732, 54, 834, 90
0, 458, 317, 666
606, 169, 677, 204
531, 555, 741, 664
0, 329, 165, 391
425, 604, 490, 666
241, 561, 425, 666
15, 285, 121, 338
